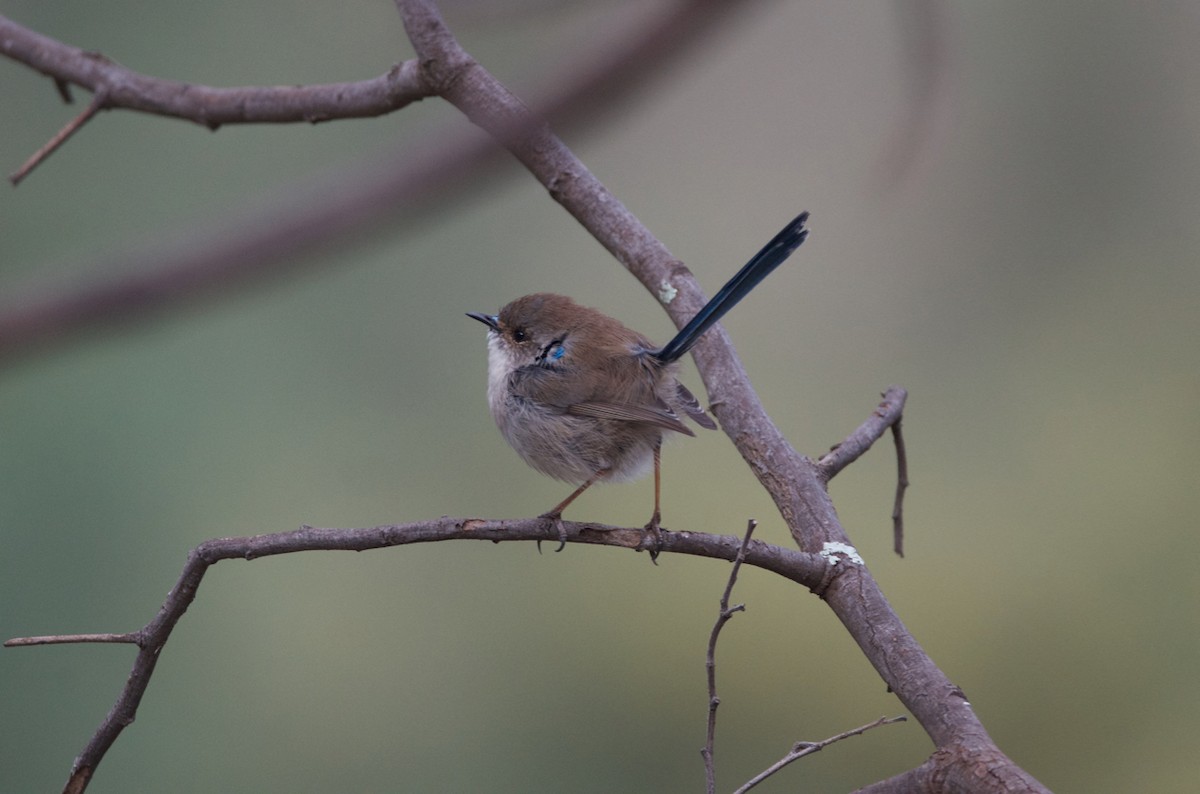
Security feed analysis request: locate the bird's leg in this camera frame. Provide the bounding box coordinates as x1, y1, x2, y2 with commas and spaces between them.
644, 442, 664, 563
538, 468, 609, 553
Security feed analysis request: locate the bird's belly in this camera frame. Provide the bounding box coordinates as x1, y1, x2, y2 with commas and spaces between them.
494, 398, 657, 485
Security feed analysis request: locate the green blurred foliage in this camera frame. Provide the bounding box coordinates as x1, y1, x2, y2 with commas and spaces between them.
2, 2, 1198, 792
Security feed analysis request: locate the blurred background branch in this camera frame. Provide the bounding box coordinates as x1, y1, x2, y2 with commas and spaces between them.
0, 0, 744, 364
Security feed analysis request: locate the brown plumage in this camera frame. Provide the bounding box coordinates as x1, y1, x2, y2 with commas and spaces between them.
467, 213, 808, 558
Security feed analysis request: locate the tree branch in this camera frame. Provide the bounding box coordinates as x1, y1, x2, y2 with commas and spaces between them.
817, 386, 909, 555
6, 517, 828, 793
0, 14, 435, 131
397, 0, 748, 308
891, 418, 910, 556
817, 386, 907, 479
9, 380, 1038, 793
4, 633, 138, 647
4, 3, 1050, 792
393, 4, 1046, 785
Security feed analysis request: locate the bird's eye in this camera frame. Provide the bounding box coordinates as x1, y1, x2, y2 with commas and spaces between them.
512, 327, 527, 342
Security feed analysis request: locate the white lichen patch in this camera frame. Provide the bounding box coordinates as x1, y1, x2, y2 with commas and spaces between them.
657, 280, 678, 304
819, 541, 863, 566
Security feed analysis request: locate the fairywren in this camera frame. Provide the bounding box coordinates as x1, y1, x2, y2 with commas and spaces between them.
468, 213, 809, 557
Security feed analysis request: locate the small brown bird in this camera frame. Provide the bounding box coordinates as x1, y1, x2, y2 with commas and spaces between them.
468, 213, 808, 557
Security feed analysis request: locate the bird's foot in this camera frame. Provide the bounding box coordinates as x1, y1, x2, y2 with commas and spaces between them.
536, 511, 569, 553
643, 512, 665, 565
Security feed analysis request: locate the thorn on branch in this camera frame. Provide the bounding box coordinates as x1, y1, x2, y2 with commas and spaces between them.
54, 78, 73, 104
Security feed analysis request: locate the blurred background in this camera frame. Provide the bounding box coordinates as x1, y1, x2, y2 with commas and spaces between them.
2, 1, 1198, 791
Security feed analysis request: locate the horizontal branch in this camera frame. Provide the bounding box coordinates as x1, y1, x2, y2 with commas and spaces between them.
197, 517, 828, 582
0, 14, 435, 128
7, 516, 828, 793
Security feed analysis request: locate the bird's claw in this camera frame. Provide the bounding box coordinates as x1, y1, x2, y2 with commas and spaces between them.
643, 512, 664, 564
536, 511, 568, 553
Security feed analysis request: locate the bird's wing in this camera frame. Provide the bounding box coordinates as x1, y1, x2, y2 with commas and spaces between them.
567, 401, 696, 436
673, 382, 717, 430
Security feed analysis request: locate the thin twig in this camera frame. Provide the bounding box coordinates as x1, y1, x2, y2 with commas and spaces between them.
702, 519, 757, 794
891, 418, 909, 557
9, 91, 105, 185
4, 632, 139, 647
816, 386, 907, 480
733, 715, 907, 793
815, 387, 908, 556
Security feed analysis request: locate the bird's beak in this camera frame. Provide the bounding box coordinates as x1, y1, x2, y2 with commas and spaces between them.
466, 311, 500, 332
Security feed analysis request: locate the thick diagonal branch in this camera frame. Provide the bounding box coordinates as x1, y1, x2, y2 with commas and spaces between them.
397, 4, 1048, 791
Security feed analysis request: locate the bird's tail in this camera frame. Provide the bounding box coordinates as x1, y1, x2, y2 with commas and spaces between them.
653, 212, 809, 364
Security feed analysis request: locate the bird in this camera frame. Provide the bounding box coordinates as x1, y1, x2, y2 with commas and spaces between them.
467, 212, 809, 559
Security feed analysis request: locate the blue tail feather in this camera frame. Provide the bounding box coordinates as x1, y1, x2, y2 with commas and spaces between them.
653, 212, 809, 364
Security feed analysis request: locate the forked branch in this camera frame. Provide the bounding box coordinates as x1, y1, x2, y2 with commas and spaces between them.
6, 517, 829, 792
816, 387, 909, 555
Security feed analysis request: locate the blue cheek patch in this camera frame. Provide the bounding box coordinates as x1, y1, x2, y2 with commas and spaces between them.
536, 342, 567, 367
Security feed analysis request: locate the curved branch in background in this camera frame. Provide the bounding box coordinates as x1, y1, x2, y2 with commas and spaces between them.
872, 0, 953, 189
0, 0, 740, 364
